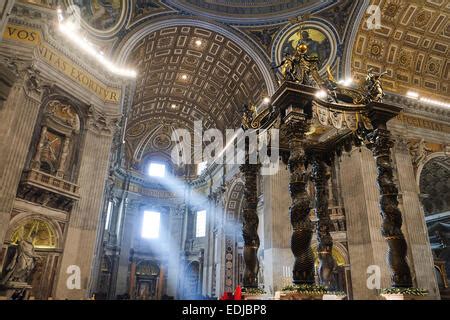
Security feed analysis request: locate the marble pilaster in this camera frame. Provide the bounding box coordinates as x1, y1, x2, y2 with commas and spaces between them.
339, 148, 390, 299
392, 139, 440, 298
166, 205, 184, 297
0, 70, 41, 248
262, 165, 293, 294
0, 0, 15, 42
54, 120, 115, 299
203, 199, 214, 296
114, 199, 137, 297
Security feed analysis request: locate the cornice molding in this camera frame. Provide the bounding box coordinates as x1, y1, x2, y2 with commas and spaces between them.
161, 0, 335, 26
384, 93, 450, 124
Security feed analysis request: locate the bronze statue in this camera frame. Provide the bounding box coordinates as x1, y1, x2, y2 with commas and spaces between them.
241, 104, 256, 130
273, 53, 295, 82
274, 42, 323, 87
364, 69, 387, 102
318, 250, 337, 289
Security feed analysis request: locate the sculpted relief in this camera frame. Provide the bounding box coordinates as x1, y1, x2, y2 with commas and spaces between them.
47, 101, 80, 132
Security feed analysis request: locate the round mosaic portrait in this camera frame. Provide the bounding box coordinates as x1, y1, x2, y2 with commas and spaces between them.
68, 0, 126, 33
274, 24, 336, 72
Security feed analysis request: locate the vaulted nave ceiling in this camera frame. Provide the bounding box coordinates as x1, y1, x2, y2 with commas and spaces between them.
113, 0, 450, 167
124, 26, 269, 165
351, 0, 450, 100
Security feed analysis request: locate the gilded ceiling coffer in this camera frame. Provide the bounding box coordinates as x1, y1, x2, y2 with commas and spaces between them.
310, 155, 336, 288
364, 103, 413, 288
239, 162, 260, 288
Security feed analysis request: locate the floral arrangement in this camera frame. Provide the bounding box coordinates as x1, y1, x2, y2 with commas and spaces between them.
380, 287, 428, 296
241, 287, 266, 295
281, 284, 346, 296
281, 284, 328, 295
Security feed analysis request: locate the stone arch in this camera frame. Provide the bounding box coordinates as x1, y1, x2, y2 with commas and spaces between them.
136, 260, 160, 276
416, 152, 448, 186
343, 0, 370, 78
418, 154, 450, 216
311, 241, 349, 267
6, 213, 63, 250
4, 213, 64, 299
332, 241, 350, 266
163, 1, 334, 25
183, 260, 200, 298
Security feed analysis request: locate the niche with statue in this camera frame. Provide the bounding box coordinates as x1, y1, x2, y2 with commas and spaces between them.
17, 99, 82, 211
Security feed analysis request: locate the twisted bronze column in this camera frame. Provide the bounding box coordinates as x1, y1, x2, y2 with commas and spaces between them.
239, 163, 260, 288
367, 128, 413, 287
285, 119, 314, 284
311, 156, 336, 288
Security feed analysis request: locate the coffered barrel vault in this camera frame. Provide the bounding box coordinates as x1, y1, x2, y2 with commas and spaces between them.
351, 0, 450, 100
125, 25, 271, 163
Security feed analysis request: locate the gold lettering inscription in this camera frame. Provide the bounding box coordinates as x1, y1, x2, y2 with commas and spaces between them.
4, 24, 121, 103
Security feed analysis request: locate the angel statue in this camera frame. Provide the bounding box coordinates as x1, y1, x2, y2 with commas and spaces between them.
241, 104, 257, 130
364, 69, 387, 103
407, 138, 432, 166
273, 53, 295, 82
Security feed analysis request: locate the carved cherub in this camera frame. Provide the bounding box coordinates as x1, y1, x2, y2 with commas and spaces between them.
242, 104, 257, 130
364, 69, 387, 102
408, 138, 432, 166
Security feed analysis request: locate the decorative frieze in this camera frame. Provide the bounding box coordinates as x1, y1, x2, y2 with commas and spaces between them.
2, 21, 123, 106
395, 113, 450, 134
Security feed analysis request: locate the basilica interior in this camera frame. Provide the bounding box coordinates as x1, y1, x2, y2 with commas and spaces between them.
0, 0, 449, 301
